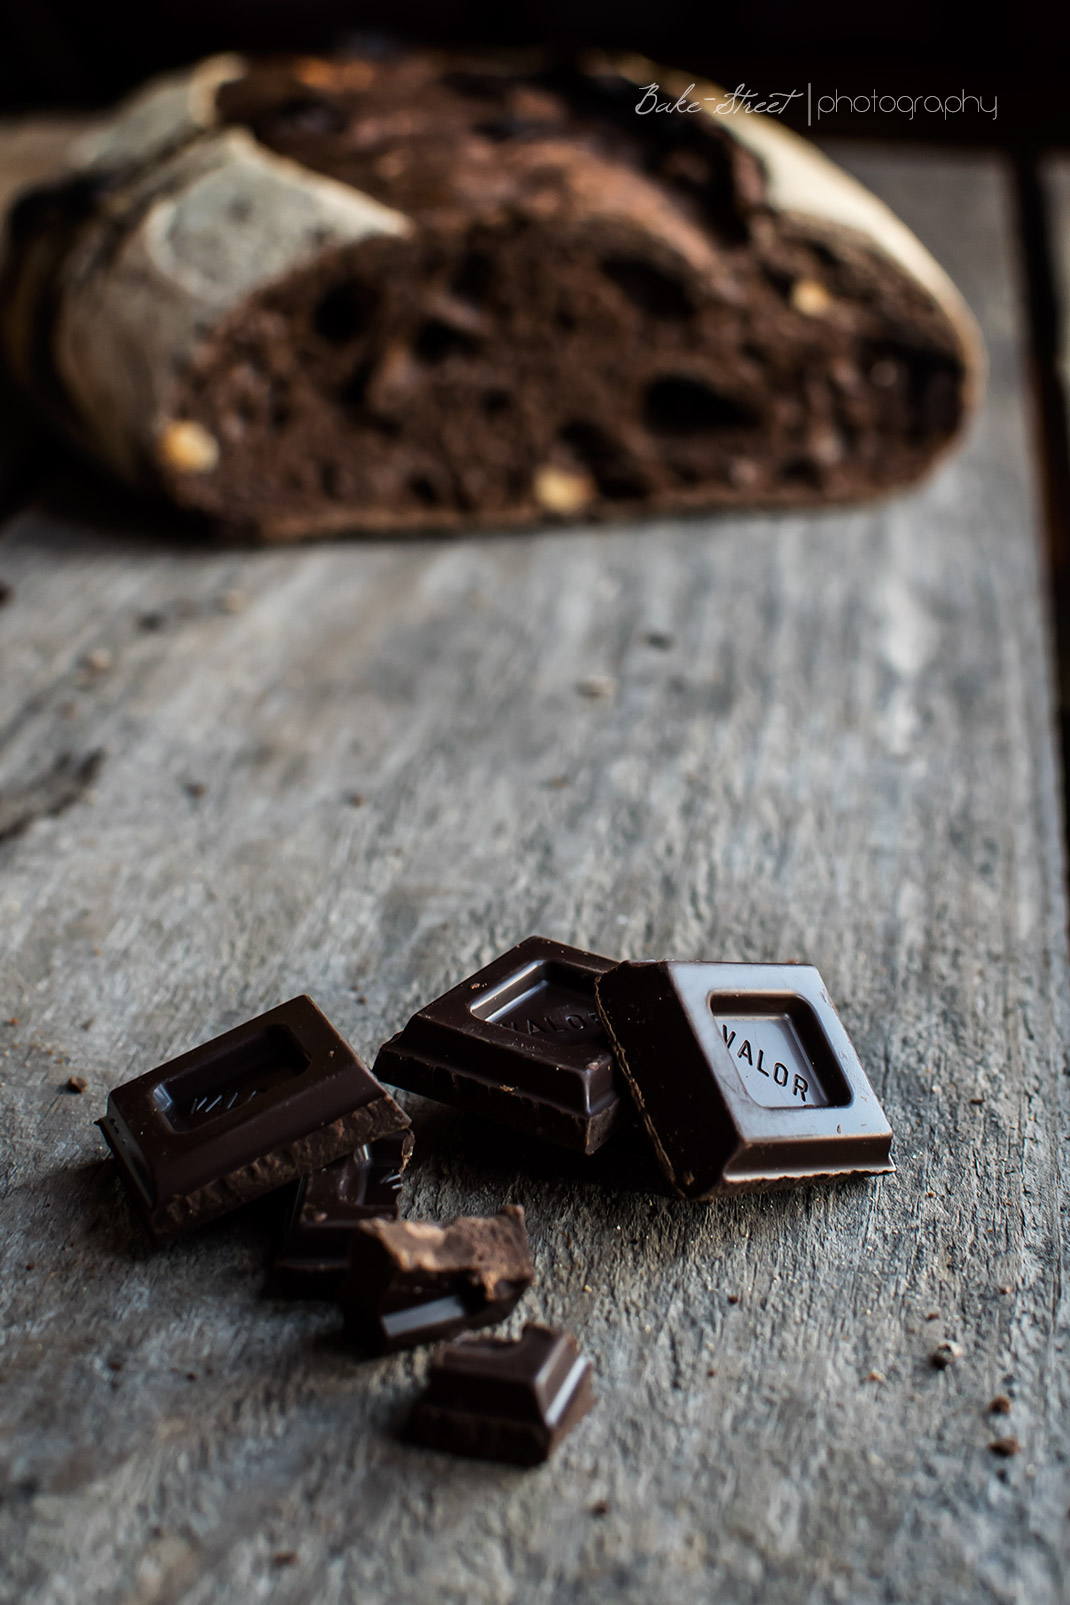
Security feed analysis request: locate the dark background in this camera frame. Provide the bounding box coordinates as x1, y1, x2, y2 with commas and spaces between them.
0, 1, 1067, 147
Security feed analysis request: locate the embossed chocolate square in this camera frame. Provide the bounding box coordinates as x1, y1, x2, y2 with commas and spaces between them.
98, 995, 410, 1242
595, 961, 894, 1197
374, 936, 622, 1153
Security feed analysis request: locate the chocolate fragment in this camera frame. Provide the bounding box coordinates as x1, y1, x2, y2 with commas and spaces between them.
98, 995, 410, 1242
273, 1129, 414, 1297
407, 1323, 594, 1465
338, 1204, 534, 1354
595, 961, 894, 1197
374, 936, 622, 1154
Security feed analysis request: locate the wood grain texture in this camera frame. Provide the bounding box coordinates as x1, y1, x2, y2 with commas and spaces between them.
0, 148, 1067, 1605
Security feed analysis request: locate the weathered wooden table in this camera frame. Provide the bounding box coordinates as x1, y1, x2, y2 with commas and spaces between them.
1, 145, 1068, 1605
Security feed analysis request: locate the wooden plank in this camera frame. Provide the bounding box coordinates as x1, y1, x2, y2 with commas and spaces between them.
0, 147, 1067, 1604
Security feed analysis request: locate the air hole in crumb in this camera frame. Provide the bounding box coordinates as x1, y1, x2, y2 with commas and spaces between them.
440, 70, 510, 102
451, 251, 494, 305
338, 361, 373, 410
599, 474, 647, 500
259, 96, 345, 141
319, 462, 343, 498
559, 421, 646, 501
475, 115, 551, 141
659, 147, 713, 188
313, 281, 379, 344
338, 363, 401, 436
863, 342, 963, 438
601, 255, 694, 319
920, 367, 961, 435
780, 457, 821, 487
560, 421, 612, 460
809, 240, 843, 270
409, 474, 442, 506
761, 265, 794, 299
643, 377, 757, 435
482, 389, 511, 416
414, 319, 480, 363
556, 308, 577, 332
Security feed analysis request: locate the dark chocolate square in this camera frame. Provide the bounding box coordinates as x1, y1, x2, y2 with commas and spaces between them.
98, 995, 410, 1242
407, 1324, 595, 1464
373, 936, 622, 1153
273, 1129, 413, 1298
595, 961, 893, 1197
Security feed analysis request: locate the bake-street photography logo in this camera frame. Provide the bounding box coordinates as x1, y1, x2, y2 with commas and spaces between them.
635, 82, 998, 126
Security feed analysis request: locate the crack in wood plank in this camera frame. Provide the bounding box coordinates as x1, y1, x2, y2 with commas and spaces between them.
0, 748, 103, 843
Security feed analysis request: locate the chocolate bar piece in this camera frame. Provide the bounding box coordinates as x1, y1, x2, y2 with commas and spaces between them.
407, 1324, 595, 1465
595, 961, 894, 1197
374, 937, 622, 1154
98, 995, 410, 1242
273, 1129, 414, 1297
338, 1205, 534, 1354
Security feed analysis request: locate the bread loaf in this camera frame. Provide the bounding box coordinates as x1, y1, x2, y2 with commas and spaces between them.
0, 48, 984, 539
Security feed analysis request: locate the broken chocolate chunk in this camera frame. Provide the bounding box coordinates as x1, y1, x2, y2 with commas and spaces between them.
273, 1129, 414, 1297
374, 936, 622, 1153
97, 995, 410, 1242
337, 1204, 534, 1354
407, 1323, 595, 1464
595, 961, 894, 1197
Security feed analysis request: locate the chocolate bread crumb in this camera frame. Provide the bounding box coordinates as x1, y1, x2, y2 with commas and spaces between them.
1, 50, 982, 541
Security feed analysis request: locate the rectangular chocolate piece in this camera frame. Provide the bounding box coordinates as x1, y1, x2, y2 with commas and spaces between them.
98, 995, 410, 1242
273, 1129, 414, 1298
374, 936, 622, 1153
595, 961, 894, 1198
407, 1323, 594, 1465
337, 1204, 534, 1354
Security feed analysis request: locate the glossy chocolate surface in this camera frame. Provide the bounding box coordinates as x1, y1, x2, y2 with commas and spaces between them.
374, 936, 622, 1153
595, 961, 894, 1198
97, 995, 409, 1241
407, 1323, 595, 1464
273, 1129, 414, 1297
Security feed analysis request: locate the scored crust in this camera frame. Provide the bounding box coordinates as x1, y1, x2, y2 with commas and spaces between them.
0, 49, 984, 539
